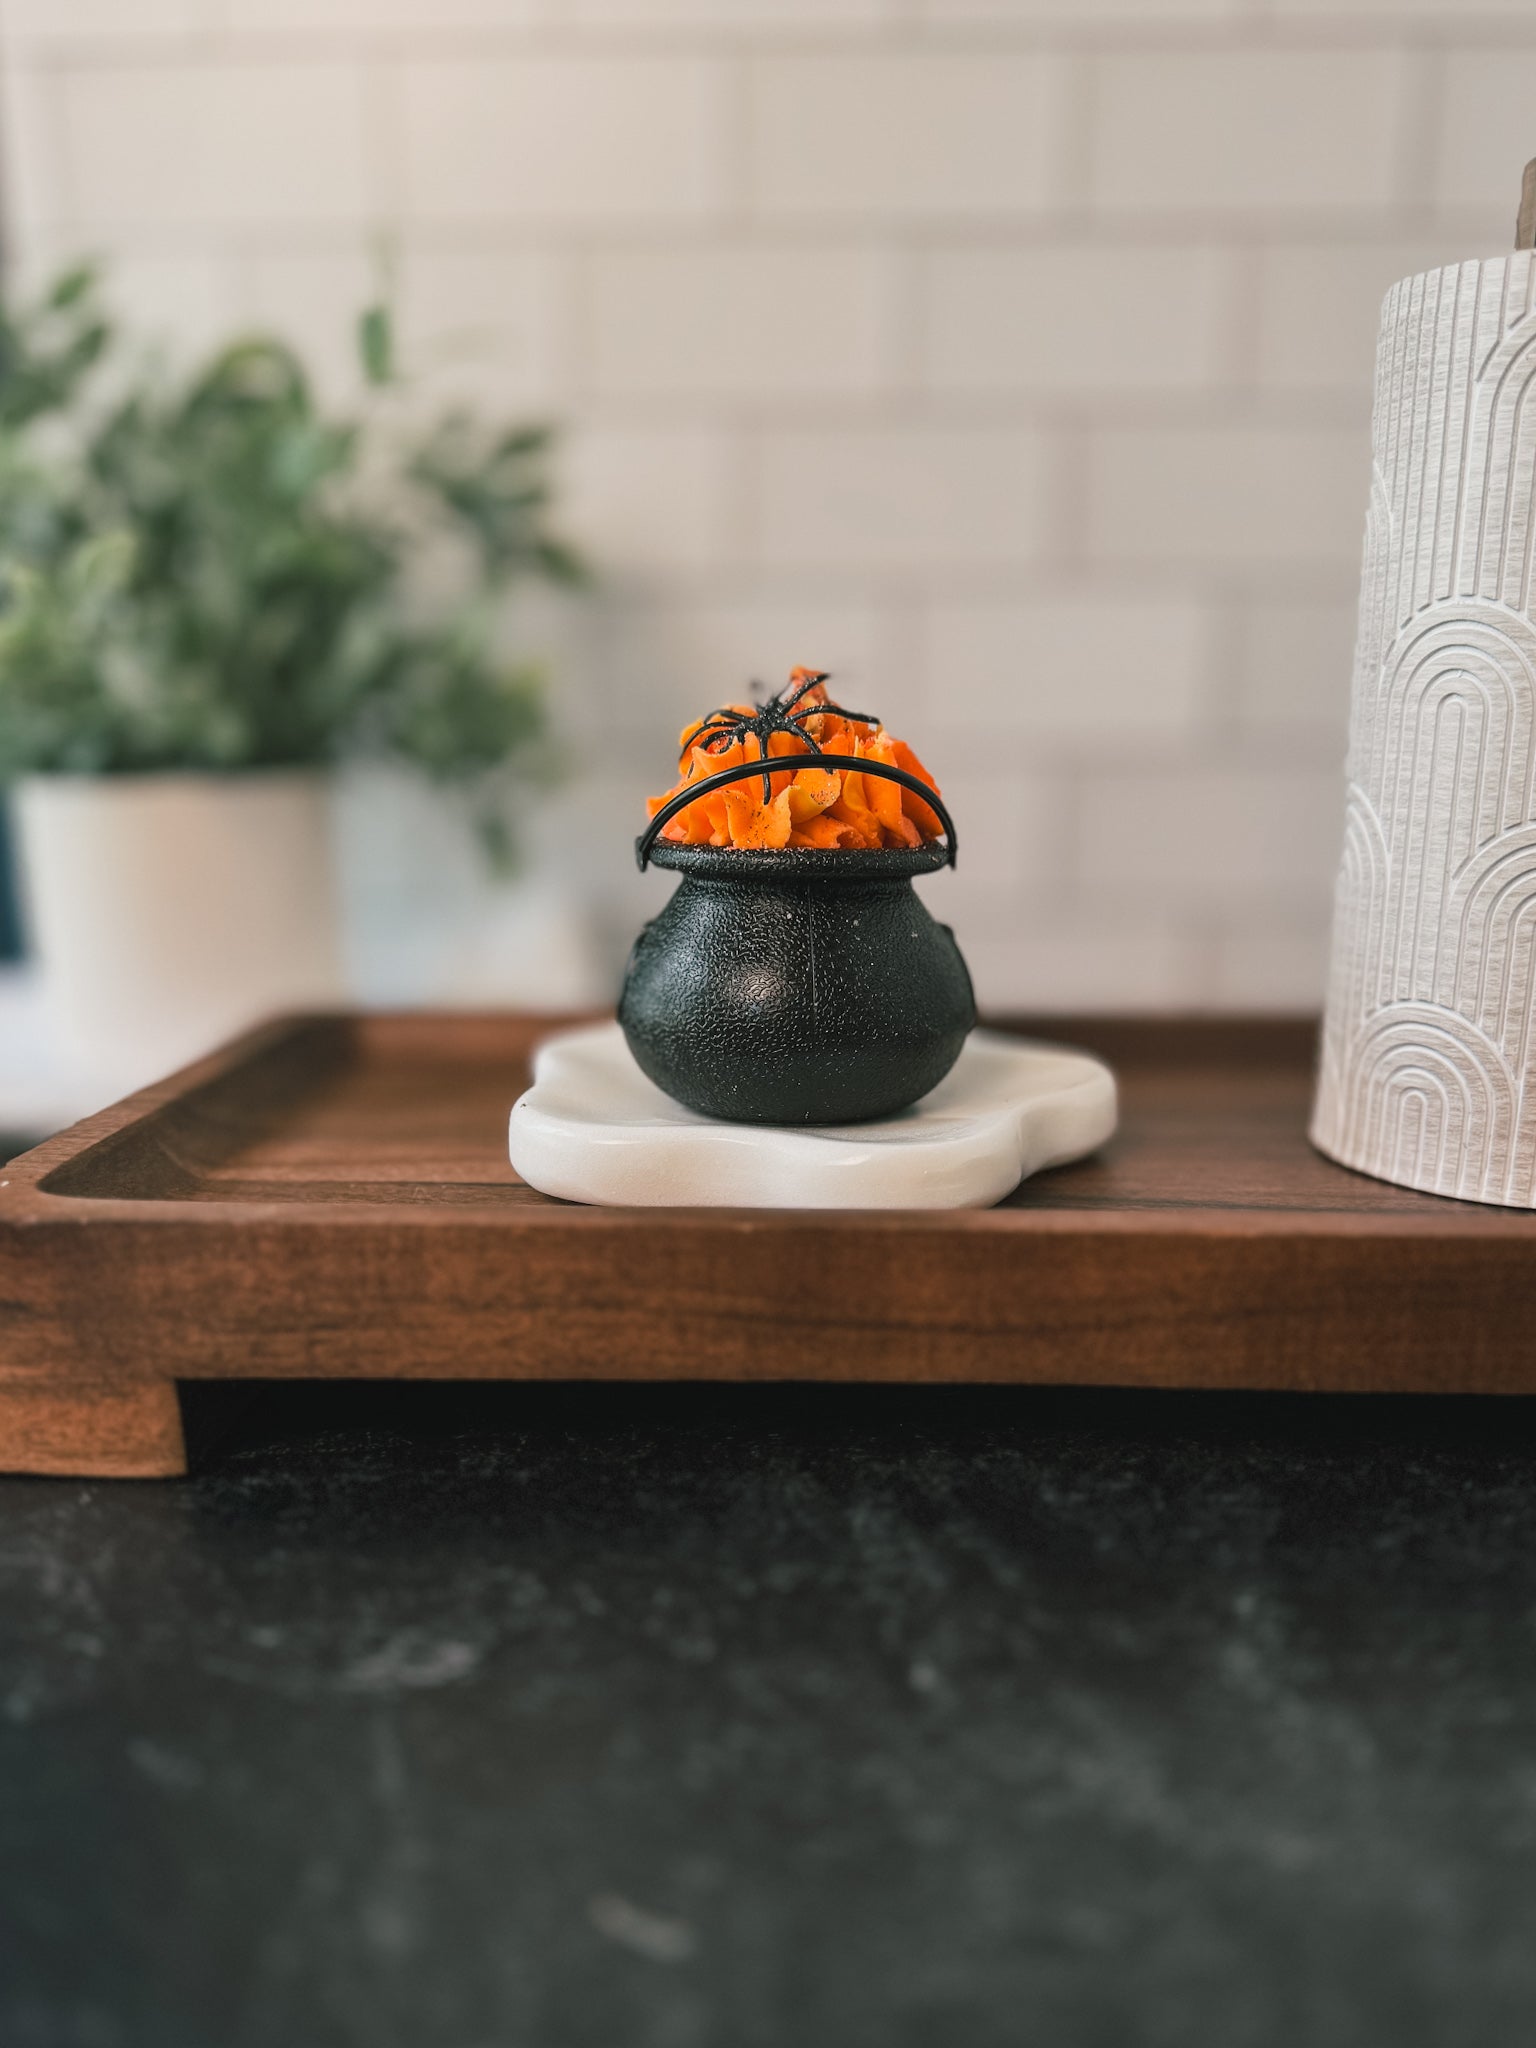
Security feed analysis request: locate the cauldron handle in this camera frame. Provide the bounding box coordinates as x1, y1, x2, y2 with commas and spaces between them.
636, 753, 958, 871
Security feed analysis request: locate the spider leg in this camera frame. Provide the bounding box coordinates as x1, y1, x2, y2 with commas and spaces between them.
780, 671, 830, 716
760, 707, 823, 767
676, 739, 732, 768
677, 715, 746, 764
679, 717, 738, 751
759, 731, 778, 799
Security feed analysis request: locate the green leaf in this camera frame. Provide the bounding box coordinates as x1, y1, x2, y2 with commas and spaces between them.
534, 537, 588, 586
492, 424, 551, 461
0, 260, 587, 863
46, 264, 98, 311
358, 304, 394, 388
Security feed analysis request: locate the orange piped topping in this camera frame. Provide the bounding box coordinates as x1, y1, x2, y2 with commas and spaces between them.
646, 667, 945, 852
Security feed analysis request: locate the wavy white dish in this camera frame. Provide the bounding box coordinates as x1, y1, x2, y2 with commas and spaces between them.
508, 1023, 1117, 1210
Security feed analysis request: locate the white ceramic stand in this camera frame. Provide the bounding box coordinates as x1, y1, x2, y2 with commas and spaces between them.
509, 1024, 1117, 1210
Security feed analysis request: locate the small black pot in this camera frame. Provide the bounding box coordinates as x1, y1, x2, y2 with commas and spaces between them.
619, 841, 976, 1126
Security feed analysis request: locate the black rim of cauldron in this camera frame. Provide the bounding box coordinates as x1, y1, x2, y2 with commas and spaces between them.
646, 841, 950, 881
635, 753, 958, 871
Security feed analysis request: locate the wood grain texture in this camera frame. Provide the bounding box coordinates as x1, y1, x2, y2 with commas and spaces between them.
0, 1380, 185, 1479
4, 1010, 1536, 1478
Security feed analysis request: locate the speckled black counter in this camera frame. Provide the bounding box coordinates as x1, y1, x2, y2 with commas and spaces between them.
2, 1381, 1534, 2048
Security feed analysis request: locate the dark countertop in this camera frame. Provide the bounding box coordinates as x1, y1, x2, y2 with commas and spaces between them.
2, 1380, 1535, 2048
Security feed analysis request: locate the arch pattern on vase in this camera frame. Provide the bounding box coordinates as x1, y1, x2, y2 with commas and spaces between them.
1314, 785, 1390, 1146
1330, 1004, 1518, 1204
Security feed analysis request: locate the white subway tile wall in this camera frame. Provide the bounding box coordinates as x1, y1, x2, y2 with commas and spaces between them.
0, 0, 1528, 1011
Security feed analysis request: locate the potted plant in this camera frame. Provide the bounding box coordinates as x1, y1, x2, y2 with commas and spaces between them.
0, 268, 581, 1099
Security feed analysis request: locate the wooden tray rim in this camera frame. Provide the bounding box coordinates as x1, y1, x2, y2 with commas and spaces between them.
5, 1010, 1536, 1243
9, 1011, 1536, 1475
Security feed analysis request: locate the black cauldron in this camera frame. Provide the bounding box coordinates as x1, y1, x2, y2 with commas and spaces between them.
619, 754, 975, 1125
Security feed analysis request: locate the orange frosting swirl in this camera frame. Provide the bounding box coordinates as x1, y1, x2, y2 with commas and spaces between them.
646, 668, 945, 852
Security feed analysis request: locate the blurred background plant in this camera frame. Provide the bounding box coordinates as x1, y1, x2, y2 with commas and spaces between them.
0, 261, 596, 1128
0, 263, 583, 863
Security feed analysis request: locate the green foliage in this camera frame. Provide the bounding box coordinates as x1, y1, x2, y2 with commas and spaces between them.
0, 268, 584, 854
357, 303, 394, 389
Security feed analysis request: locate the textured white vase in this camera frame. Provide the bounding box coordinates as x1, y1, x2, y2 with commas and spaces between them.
16, 770, 343, 1102
1314, 255, 1536, 1205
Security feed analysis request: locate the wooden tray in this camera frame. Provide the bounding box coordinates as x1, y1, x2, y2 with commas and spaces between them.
4, 1011, 1536, 1478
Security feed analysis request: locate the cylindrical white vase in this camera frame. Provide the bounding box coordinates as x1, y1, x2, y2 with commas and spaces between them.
16, 770, 343, 1102
1313, 254, 1536, 1205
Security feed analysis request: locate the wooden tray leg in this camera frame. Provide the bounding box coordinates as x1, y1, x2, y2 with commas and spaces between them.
0, 1379, 186, 1478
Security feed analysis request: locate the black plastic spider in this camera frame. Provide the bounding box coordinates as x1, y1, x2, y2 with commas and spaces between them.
679, 670, 881, 801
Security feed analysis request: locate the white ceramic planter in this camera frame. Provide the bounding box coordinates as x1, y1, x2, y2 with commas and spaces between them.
15, 770, 343, 1102
331, 763, 610, 1009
